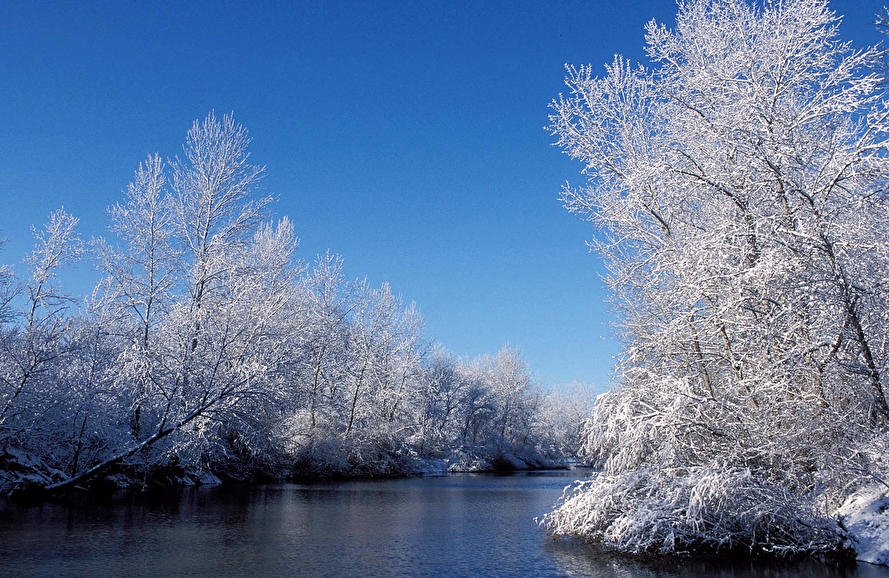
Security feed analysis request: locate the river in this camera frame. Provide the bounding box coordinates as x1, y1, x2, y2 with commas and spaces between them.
1, 469, 887, 577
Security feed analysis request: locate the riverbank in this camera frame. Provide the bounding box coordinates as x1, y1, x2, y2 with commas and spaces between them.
0, 444, 576, 499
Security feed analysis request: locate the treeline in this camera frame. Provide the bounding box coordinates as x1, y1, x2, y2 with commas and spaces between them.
0, 113, 589, 495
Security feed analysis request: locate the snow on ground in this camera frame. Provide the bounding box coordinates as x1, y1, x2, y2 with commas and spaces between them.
838, 485, 889, 566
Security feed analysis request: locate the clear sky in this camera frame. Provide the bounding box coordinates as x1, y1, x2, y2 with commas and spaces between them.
0, 0, 883, 391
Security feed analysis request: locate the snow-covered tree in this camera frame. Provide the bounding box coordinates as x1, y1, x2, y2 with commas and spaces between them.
414, 347, 466, 453
94, 153, 177, 438
534, 381, 595, 459
0, 210, 83, 447
543, 0, 889, 556
44, 113, 298, 492
300, 251, 355, 432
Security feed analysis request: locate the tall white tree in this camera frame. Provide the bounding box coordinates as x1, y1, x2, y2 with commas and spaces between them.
95, 153, 177, 438
543, 0, 889, 555
44, 113, 294, 492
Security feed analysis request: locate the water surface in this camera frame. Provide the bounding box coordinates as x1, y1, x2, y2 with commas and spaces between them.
1, 470, 887, 577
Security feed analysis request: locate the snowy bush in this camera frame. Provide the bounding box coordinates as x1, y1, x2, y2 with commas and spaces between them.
542, 466, 843, 556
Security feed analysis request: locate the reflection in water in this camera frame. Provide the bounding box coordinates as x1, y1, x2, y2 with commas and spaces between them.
0, 471, 887, 578
545, 539, 884, 578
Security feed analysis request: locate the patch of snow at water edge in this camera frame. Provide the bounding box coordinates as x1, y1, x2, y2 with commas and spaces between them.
838, 485, 889, 566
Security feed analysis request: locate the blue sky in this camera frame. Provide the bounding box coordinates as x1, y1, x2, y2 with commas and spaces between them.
0, 0, 884, 390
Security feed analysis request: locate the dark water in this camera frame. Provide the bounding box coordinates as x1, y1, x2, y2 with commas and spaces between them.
1, 470, 887, 577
